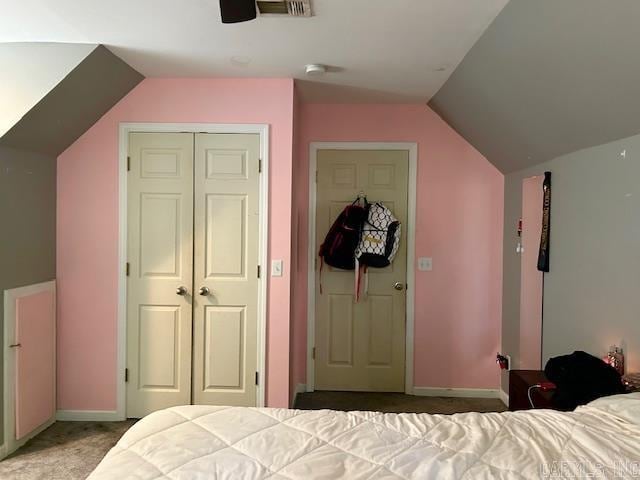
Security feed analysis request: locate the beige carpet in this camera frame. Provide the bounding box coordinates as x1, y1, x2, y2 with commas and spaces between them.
0, 420, 135, 480
0, 393, 505, 479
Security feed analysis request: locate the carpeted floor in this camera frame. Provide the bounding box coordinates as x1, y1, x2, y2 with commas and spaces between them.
294, 391, 507, 414
0, 420, 135, 480
0, 393, 506, 479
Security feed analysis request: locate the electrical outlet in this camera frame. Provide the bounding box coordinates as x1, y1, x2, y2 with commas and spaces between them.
418, 257, 433, 271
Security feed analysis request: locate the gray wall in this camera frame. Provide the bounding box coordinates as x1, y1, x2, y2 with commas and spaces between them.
502, 134, 640, 391
0, 42, 95, 137
0, 45, 143, 156
430, 0, 640, 173
0, 43, 142, 445
0, 146, 57, 442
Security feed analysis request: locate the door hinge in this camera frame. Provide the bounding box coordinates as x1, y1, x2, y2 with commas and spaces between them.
257, 265, 261, 278
315, 170, 318, 183
258, 159, 262, 173
127, 156, 131, 171
126, 262, 130, 276
312, 347, 316, 360
125, 368, 129, 383
255, 372, 259, 386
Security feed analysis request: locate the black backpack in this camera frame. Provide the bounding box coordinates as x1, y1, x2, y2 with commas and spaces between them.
318, 201, 368, 270
544, 351, 626, 410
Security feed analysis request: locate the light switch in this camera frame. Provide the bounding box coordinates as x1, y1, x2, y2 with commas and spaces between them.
418, 257, 433, 271
271, 259, 284, 277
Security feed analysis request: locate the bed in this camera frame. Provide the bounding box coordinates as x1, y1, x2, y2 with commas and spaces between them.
89, 393, 640, 479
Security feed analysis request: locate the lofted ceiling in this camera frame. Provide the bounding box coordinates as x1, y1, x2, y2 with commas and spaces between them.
0, 42, 95, 137
0, 0, 508, 103
0, 45, 143, 155
429, 0, 640, 173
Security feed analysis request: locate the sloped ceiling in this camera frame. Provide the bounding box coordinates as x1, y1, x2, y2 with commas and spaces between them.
0, 42, 95, 137
429, 0, 640, 173
0, 44, 143, 156
0, 0, 507, 103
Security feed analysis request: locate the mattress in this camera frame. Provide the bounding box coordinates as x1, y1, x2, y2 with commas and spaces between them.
89, 393, 640, 479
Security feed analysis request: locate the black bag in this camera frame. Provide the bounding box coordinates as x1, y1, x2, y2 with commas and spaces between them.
544, 351, 626, 410
318, 202, 368, 270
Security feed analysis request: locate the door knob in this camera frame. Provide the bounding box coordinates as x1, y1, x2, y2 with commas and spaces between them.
393, 282, 404, 291
199, 286, 210, 296
176, 286, 188, 296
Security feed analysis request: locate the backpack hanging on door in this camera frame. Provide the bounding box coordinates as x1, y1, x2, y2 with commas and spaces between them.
318, 200, 368, 270
318, 199, 368, 295
355, 202, 401, 268
354, 202, 401, 300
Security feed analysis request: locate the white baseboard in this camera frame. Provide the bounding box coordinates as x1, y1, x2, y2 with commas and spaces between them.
56, 410, 121, 421
499, 389, 509, 407
291, 383, 307, 407
412, 387, 501, 399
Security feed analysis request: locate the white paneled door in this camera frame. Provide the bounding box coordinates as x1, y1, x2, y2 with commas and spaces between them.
126, 133, 194, 417
126, 132, 260, 417
315, 150, 409, 392
193, 134, 260, 407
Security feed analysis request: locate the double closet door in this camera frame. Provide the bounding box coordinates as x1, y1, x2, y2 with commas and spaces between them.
126, 132, 260, 418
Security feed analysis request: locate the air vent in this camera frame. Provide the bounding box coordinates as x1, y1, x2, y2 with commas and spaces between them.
257, 0, 312, 17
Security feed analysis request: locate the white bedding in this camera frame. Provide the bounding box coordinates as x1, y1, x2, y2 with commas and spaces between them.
89, 393, 640, 479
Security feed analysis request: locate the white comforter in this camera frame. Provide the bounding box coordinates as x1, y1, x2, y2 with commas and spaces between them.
89, 393, 640, 479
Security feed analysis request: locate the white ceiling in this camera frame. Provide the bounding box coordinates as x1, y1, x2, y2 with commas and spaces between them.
0, 0, 508, 103
0, 42, 95, 137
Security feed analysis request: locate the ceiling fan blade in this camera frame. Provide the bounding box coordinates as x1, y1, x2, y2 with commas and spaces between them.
220, 0, 257, 23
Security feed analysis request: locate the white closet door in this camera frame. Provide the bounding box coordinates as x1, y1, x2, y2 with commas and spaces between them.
126, 132, 194, 418
192, 133, 260, 407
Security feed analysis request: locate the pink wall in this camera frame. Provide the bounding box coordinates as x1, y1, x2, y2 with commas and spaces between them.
519, 176, 544, 369
291, 104, 504, 390
57, 78, 295, 410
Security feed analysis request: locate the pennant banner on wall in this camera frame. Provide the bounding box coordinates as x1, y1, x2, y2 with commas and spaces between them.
537, 171, 552, 272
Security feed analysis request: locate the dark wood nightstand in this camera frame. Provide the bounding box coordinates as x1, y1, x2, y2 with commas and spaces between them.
509, 370, 556, 411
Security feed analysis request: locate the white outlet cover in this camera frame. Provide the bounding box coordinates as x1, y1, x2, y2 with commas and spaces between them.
418, 257, 433, 271
271, 259, 283, 277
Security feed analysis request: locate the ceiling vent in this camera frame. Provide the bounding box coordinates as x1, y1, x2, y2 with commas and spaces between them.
257, 0, 312, 17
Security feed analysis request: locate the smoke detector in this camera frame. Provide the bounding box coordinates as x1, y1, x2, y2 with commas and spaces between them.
305, 64, 326, 76
257, 0, 312, 17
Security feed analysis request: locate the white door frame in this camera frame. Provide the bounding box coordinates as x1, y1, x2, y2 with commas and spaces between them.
306, 142, 418, 394
117, 123, 270, 419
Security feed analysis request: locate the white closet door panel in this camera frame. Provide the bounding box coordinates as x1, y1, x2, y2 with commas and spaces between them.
126, 132, 194, 418
193, 133, 260, 407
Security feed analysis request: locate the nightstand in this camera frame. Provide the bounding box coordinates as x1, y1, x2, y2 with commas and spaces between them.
509, 370, 556, 411
623, 373, 640, 392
